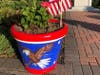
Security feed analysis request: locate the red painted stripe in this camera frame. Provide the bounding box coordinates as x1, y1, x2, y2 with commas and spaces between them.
66, 0, 72, 8
53, 2, 59, 16
42, 0, 72, 16
58, 1, 62, 14
25, 63, 56, 74
50, 4, 54, 16
63, 0, 68, 11
55, 1, 60, 15
65, 0, 69, 10
11, 19, 68, 42
51, 3, 57, 16
59, 0, 65, 12
61, 0, 65, 12
69, 0, 72, 8
47, 5, 53, 16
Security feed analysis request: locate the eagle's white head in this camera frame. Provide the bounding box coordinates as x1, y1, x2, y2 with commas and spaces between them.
23, 49, 30, 56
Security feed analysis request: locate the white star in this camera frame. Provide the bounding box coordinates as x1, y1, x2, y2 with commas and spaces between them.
53, 61, 56, 64
58, 41, 61, 44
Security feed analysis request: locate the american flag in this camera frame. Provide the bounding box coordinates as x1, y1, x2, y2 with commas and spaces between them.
41, 0, 72, 16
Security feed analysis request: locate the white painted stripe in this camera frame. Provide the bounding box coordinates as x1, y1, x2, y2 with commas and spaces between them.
58, 1, 62, 14
63, 0, 68, 11
51, 3, 57, 16
59, 0, 64, 12
54, 2, 60, 15
66, 0, 71, 8
15, 36, 65, 44
47, 0, 71, 16
47, 7, 53, 16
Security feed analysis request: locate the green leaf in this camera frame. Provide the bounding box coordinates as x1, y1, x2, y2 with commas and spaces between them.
21, 18, 25, 24
23, 24, 28, 30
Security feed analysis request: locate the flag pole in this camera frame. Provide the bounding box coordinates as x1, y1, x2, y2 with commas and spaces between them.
60, 0, 62, 27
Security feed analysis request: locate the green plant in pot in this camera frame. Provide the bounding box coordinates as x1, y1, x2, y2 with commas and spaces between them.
0, 0, 68, 74
16, 0, 52, 33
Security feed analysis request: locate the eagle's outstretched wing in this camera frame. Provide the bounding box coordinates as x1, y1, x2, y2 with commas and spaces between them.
21, 43, 53, 64
36, 58, 51, 69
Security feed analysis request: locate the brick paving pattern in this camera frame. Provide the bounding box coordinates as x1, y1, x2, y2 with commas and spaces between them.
0, 11, 100, 75
0, 58, 66, 75
65, 11, 100, 75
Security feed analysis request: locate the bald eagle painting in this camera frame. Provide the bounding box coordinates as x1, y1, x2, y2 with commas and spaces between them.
18, 43, 54, 69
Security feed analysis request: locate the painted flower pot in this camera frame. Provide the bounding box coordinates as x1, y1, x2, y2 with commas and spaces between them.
10, 19, 68, 74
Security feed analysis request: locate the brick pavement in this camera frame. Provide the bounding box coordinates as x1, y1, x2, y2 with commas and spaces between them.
65, 11, 100, 75
0, 11, 100, 75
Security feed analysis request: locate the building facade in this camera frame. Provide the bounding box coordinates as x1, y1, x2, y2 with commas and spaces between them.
72, 0, 92, 11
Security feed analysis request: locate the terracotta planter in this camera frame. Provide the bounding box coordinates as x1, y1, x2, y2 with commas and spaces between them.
10, 19, 68, 74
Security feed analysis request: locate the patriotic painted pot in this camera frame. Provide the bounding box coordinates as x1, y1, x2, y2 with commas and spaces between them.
10, 19, 68, 74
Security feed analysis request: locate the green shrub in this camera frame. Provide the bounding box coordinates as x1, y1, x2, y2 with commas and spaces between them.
19, 0, 51, 31
0, 26, 16, 58
0, 0, 51, 33
92, 0, 100, 8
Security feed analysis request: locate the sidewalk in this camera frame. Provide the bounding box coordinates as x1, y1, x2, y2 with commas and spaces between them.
0, 58, 65, 75
0, 11, 100, 75
65, 11, 100, 75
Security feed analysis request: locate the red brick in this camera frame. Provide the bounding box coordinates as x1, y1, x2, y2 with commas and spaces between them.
88, 30, 98, 42
82, 64, 92, 75
96, 57, 100, 66
73, 62, 83, 75
95, 32, 100, 41
88, 57, 96, 63
77, 26, 93, 57
89, 62, 100, 75
78, 48, 87, 57
95, 41, 100, 49
80, 57, 88, 65
73, 26, 80, 39
65, 62, 73, 75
